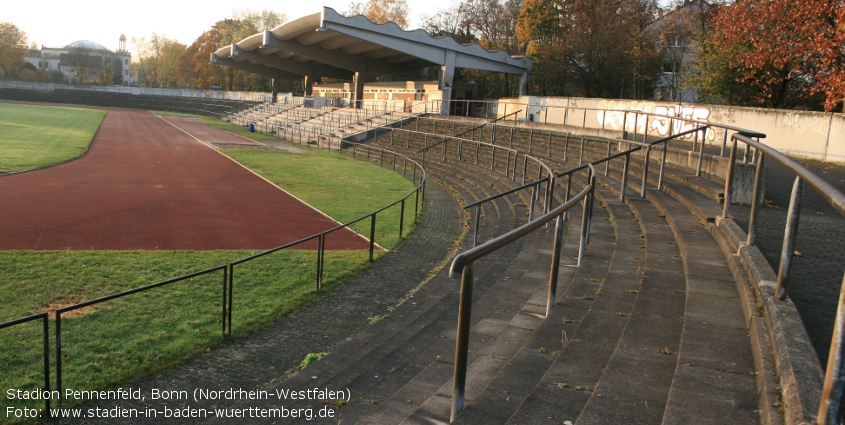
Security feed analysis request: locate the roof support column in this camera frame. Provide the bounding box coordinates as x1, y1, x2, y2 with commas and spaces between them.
352, 71, 366, 109
271, 78, 277, 103
439, 51, 456, 116
519, 71, 529, 97
303, 70, 315, 96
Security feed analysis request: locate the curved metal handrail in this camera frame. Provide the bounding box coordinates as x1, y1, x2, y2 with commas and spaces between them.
447, 163, 595, 421
416, 109, 523, 154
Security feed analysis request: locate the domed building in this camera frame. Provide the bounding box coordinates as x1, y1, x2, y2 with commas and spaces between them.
24, 35, 133, 85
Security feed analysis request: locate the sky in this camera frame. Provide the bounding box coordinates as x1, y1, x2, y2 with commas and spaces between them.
5, 0, 458, 52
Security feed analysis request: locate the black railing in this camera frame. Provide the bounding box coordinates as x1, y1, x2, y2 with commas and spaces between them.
0, 313, 50, 412
1, 141, 425, 413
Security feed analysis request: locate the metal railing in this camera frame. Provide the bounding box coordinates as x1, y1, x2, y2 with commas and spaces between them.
0, 313, 50, 412
0, 140, 425, 413
720, 134, 845, 424
447, 164, 595, 421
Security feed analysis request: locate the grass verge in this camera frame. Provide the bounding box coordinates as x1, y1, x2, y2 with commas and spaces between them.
0, 103, 105, 173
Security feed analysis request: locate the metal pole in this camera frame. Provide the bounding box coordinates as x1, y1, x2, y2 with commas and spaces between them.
473, 205, 481, 247
577, 189, 589, 266
747, 154, 765, 245
42, 315, 50, 413
696, 125, 705, 177
369, 214, 376, 262
658, 142, 669, 190
723, 134, 738, 219
547, 213, 565, 317
579, 136, 585, 166
605, 142, 612, 176
399, 199, 405, 238
529, 186, 536, 222
774, 177, 803, 300
586, 171, 595, 244
819, 273, 845, 424
640, 147, 651, 197
451, 264, 474, 422
56, 313, 62, 407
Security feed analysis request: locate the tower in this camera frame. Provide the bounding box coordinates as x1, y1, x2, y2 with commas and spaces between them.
118, 34, 126, 52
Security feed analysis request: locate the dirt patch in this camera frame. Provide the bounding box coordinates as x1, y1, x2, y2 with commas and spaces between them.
211, 142, 277, 151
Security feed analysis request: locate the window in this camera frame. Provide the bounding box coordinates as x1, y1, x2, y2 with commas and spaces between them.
125, 59, 129, 65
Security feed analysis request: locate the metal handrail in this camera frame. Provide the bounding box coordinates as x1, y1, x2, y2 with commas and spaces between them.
725, 133, 845, 424
1, 139, 427, 411
416, 109, 523, 154
447, 164, 596, 422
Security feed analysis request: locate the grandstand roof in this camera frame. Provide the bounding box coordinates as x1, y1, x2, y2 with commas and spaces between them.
211, 6, 532, 81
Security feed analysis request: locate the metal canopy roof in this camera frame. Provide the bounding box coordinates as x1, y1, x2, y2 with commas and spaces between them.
212, 7, 533, 82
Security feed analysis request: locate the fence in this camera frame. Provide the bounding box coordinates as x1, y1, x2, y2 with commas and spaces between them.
0, 140, 425, 413
0, 80, 272, 102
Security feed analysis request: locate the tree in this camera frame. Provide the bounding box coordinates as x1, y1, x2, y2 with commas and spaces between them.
705, 0, 844, 111
649, 0, 714, 101
516, 0, 662, 99
420, 3, 475, 44
345, 0, 410, 29
133, 34, 186, 88
0, 21, 28, 79
179, 10, 288, 90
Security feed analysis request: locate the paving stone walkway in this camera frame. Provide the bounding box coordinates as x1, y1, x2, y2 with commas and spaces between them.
731, 158, 845, 365
66, 182, 464, 424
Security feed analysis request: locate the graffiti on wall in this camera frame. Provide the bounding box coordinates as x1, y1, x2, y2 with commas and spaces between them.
597, 100, 715, 141
782, 111, 829, 135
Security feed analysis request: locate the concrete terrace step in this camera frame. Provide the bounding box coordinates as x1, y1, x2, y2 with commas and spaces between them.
199, 141, 557, 425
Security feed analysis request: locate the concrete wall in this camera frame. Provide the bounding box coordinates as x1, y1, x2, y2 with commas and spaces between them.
489, 96, 845, 164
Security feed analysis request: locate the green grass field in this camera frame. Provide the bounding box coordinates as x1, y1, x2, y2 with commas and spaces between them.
0, 103, 105, 173
0, 110, 423, 421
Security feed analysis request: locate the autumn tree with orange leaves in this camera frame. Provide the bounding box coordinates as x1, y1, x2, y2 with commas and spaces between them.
704, 0, 845, 111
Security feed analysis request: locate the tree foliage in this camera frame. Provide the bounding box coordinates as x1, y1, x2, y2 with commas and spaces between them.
516, 0, 661, 99
179, 10, 287, 90
420, 0, 525, 98
702, 0, 844, 111
345, 0, 410, 29
0, 21, 28, 79
132, 34, 186, 88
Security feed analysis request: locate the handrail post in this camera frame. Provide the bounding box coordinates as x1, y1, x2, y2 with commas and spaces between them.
563, 173, 572, 221
819, 272, 845, 424
696, 125, 705, 177
473, 205, 481, 247
747, 153, 765, 245
547, 213, 565, 317
723, 134, 738, 219
658, 141, 669, 191
522, 156, 529, 185
451, 264, 474, 422
640, 146, 651, 197
529, 185, 537, 222
774, 176, 803, 300
42, 315, 50, 414
586, 171, 596, 244
399, 199, 406, 238
369, 214, 376, 262
577, 184, 590, 266
579, 136, 585, 166
56, 313, 63, 408
605, 142, 612, 176
222, 266, 229, 335
316, 234, 323, 289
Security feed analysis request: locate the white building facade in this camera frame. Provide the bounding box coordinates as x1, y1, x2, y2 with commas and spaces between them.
24, 36, 133, 85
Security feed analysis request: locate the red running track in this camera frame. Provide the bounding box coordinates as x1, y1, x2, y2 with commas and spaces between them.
0, 109, 369, 251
